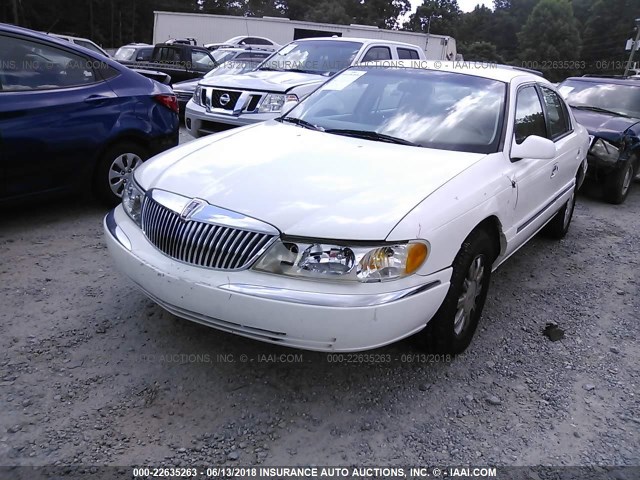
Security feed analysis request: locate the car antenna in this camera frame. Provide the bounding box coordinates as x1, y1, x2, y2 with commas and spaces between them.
45, 17, 60, 34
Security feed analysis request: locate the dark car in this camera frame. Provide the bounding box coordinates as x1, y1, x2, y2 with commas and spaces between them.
558, 77, 640, 204
172, 49, 273, 115
0, 24, 179, 205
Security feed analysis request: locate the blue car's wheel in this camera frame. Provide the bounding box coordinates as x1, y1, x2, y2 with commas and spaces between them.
95, 142, 148, 205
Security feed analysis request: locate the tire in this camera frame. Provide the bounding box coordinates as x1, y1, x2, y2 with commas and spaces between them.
603, 160, 634, 204
542, 185, 576, 239
414, 229, 496, 354
94, 142, 148, 206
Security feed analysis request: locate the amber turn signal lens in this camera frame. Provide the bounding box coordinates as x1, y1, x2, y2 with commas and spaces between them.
405, 243, 428, 274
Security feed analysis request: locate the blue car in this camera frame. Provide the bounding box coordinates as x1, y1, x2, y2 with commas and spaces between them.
0, 23, 179, 205
558, 76, 640, 204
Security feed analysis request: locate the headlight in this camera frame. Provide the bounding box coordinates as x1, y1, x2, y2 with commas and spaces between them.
193, 85, 202, 106
122, 180, 145, 227
589, 138, 619, 163
258, 93, 298, 113
253, 239, 429, 283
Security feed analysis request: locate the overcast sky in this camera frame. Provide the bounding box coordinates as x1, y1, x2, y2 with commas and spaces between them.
407, 0, 493, 15
457, 0, 492, 12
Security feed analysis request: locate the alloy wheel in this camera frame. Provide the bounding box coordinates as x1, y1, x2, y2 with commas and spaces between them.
454, 255, 485, 336
108, 153, 143, 197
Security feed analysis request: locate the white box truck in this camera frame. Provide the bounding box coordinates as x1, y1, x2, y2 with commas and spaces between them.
152, 12, 457, 61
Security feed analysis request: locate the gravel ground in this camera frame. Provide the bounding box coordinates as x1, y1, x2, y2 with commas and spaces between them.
1, 128, 638, 471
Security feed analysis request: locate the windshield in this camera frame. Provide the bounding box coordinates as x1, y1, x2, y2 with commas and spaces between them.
558, 80, 640, 118
76, 40, 106, 56
204, 59, 263, 78
212, 49, 238, 64
258, 40, 362, 75
114, 47, 135, 61
283, 67, 507, 154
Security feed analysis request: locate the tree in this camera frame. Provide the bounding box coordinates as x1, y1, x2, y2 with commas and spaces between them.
518, 0, 582, 81
403, 0, 462, 37
459, 41, 504, 63
580, 0, 640, 75
347, 0, 412, 29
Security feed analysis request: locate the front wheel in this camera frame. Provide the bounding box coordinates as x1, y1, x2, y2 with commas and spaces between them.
604, 160, 634, 204
94, 142, 148, 205
414, 229, 495, 354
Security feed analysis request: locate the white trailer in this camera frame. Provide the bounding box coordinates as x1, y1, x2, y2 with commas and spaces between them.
153, 11, 457, 60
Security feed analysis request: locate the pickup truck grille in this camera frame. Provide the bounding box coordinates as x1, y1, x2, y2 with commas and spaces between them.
202, 87, 264, 114
209, 89, 241, 111
141, 198, 275, 270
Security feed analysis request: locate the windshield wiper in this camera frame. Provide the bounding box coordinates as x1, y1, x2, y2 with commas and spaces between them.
286, 68, 322, 75
278, 117, 323, 131
324, 129, 420, 147
569, 105, 628, 117
258, 66, 283, 72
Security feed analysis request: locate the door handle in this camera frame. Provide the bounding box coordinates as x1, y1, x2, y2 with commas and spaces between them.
551, 165, 559, 178
84, 95, 111, 104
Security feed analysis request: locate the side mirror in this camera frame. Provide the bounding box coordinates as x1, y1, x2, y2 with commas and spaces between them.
511, 135, 556, 161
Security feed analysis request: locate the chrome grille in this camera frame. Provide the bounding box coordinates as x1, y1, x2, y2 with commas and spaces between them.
141, 198, 275, 270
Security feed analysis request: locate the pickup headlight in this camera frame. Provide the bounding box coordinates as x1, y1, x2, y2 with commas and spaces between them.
590, 138, 620, 163
193, 85, 202, 106
122, 180, 145, 227
253, 239, 429, 283
258, 93, 298, 113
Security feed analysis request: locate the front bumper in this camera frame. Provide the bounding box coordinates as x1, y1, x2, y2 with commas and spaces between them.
185, 101, 278, 137
104, 206, 451, 352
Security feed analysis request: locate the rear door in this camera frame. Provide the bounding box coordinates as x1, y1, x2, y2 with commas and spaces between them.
0, 32, 119, 200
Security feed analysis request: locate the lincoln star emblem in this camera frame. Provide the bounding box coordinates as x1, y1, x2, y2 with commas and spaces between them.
219, 93, 231, 106
180, 199, 206, 220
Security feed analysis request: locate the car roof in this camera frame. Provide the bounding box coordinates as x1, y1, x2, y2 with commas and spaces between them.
295, 36, 422, 49
1, 22, 123, 66
361, 60, 549, 84
564, 76, 640, 86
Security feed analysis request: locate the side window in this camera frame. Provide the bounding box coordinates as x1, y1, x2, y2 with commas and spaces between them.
398, 48, 419, 60
362, 46, 392, 62
514, 86, 547, 144
540, 86, 571, 139
192, 50, 215, 69
138, 48, 153, 61
0, 34, 98, 91
159, 47, 180, 62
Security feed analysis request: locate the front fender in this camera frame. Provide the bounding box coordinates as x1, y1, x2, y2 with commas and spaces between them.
386, 153, 514, 275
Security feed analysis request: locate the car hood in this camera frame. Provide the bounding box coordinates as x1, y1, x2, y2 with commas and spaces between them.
572, 109, 640, 144
135, 122, 486, 240
197, 70, 326, 93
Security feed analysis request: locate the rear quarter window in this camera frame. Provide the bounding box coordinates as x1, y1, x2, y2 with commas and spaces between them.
0, 34, 100, 91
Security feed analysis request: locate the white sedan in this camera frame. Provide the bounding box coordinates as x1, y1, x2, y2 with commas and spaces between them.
104, 61, 589, 353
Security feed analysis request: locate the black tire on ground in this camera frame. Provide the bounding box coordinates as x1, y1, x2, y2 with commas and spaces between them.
542, 184, 576, 239
603, 160, 634, 205
94, 142, 148, 206
414, 228, 496, 355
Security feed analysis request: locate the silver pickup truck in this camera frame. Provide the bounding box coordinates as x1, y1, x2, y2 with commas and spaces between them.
185, 37, 427, 137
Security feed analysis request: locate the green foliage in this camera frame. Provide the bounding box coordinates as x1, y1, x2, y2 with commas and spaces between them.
459, 41, 504, 63
403, 0, 462, 36
518, 0, 582, 81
